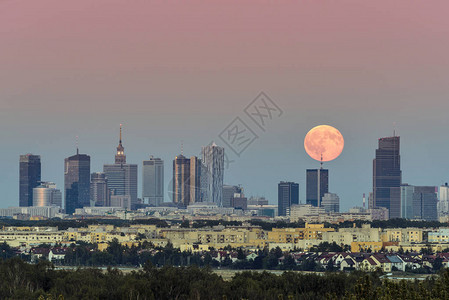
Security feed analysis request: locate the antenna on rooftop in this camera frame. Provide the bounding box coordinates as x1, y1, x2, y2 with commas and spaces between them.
76, 135, 79, 155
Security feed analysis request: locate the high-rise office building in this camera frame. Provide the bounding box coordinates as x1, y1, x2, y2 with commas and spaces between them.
321, 193, 340, 213
306, 169, 329, 207
373, 136, 401, 218
142, 156, 164, 206
400, 184, 414, 219
413, 186, 438, 221
19, 154, 41, 207
190, 156, 202, 203
278, 181, 299, 216
222, 185, 243, 207
103, 125, 138, 209
399, 184, 438, 220
33, 182, 62, 207
172, 154, 191, 207
64, 149, 91, 214
201, 143, 224, 206
90, 172, 109, 207
438, 183, 449, 217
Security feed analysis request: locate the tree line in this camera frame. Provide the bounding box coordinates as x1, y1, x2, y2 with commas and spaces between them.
2, 257, 449, 299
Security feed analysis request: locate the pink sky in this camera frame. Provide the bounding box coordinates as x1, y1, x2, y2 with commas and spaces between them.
1, 1, 449, 208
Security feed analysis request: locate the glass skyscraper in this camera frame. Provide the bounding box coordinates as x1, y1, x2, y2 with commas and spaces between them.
19, 154, 41, 207
201, 143, 224, 206
373, 136, 401, 218
90, 172, 109, 207
172, 154, 191, 207
142, 156, 164, 206
64, 150, 91, 214
306, 169, 329, 207
278, 181, 299, 216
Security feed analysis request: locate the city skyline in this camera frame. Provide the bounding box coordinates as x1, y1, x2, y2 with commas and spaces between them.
9, 130, 449, 211
2, 1, 449, 210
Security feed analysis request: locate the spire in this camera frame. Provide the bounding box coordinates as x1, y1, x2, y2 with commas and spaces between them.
320, 153, 323, 169
115, 124, 126, 164
76, 135, 79, 155
120, 123, 122, 144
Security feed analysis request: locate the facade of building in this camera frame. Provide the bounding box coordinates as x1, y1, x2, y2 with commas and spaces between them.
399, 185, 438, 221
64, 150, 91, 214
373, 136, 401, 218
247, 196, 269, 206
231, 197, 248, 210
400, 184, 414, 219
278, 181, 299, 216
306, 169, 328, 207
412, 186, 438, 221
90, 172, 109, 207
172, 155, 191, 206
103, 126, 138, 209
190, 156, 202, 204
321, 193, 340, 213
201, 143, 224, 206
142, 156, 164, 206
222, 185, 244, 207
33, 182, 62, 207
438, 183, 449, 217
19, 154, 41, 207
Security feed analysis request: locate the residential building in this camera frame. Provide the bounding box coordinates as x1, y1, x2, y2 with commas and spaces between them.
290, 204, 325, 221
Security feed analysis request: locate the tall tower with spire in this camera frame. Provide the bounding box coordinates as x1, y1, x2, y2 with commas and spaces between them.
115, 124, 126, 164
104, 124, 138, 209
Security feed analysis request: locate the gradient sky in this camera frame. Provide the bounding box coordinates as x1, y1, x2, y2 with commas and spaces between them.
2, 1, 449, 210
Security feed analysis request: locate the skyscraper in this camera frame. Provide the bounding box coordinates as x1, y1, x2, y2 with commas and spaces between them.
103, 125, 138, 209
438, 183, 449, 217
412, 186, 438, 221
400, 184, 414, 219
90, 172, 109, 207
19, 154, 41, 207
33, 182, 62, 207
306, 169, 329, 207
190, 156, 202, 203
64, 149, 91, 214
172, 154, 191, 207
373, 136, 401, 218
278, 181, 299, 216
201, 143, 224, 206
142, 156, 164, 206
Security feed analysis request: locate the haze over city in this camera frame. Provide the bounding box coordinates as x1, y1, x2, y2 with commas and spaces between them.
2, 1, 449, 210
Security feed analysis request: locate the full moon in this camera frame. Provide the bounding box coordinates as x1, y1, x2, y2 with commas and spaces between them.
304, 125, 344, 162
